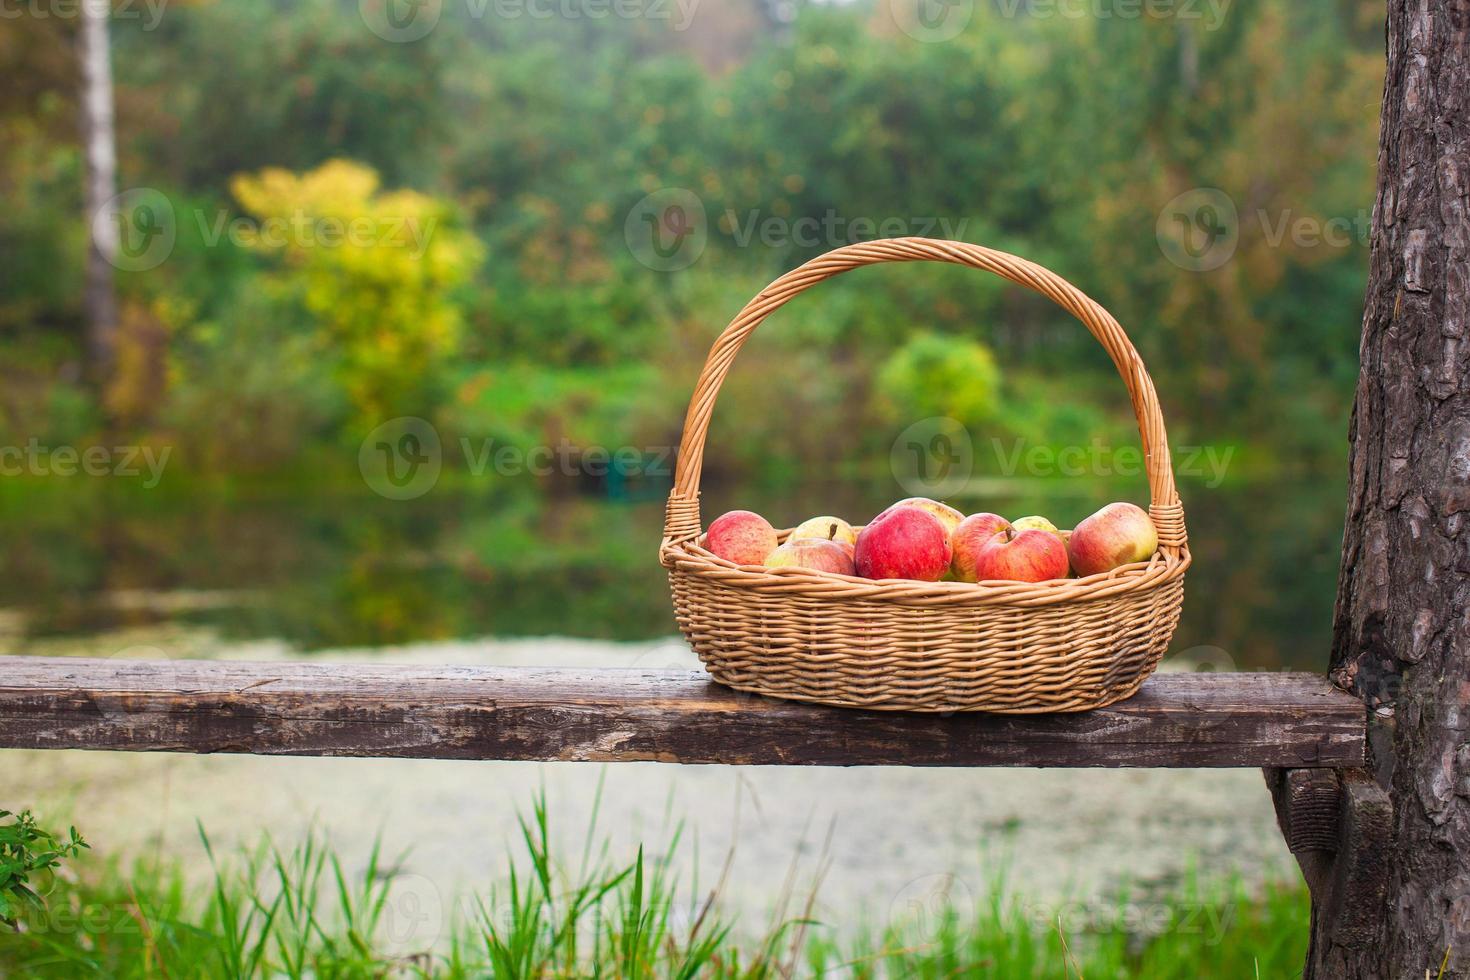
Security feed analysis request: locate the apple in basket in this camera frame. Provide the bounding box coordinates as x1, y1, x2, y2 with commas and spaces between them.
876, 497, 964, 540
854, 505, 952, 582
705, 510, 778, 565
766, 538, 856, 576
789, 515, 858, 555
949, 512, 1013, 583
1011, 515, 1065, 544
1067, 502, 1159, 576
973, 527, 1069, 583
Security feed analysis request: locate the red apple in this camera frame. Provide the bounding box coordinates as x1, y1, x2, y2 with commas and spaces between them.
765, 538, 856, 576
950, 512, 1014, 583
875, 497, 964, 540
973, 528, 1070, 583
705, 510, 778, 565
854, 506, 952, 581
1067, 502, 1159, 576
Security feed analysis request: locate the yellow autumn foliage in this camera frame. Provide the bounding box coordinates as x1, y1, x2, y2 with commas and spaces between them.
230, 160, 484, 423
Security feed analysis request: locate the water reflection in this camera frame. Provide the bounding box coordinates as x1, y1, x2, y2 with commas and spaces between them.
0, 474, 1344, 670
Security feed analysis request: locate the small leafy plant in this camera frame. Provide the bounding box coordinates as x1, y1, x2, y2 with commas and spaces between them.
0, 809, 89, 930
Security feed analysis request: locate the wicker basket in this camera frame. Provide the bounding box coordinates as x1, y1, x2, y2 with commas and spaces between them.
659, 238, 1189, 713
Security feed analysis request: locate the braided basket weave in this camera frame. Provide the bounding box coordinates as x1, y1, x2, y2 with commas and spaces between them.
659, 238, 1189, 713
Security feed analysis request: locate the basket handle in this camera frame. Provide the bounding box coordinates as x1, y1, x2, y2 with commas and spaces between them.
663, 237, 1187, 556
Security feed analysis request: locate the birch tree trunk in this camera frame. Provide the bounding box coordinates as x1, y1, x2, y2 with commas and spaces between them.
1321, 0, 1470, 975
78, 0, 118, 384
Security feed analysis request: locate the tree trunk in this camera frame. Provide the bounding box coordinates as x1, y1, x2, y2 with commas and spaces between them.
1322, 0, 1470, 976
78, 0, 118, 385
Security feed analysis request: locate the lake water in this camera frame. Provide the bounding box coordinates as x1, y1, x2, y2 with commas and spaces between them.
1, 473, 1345, 669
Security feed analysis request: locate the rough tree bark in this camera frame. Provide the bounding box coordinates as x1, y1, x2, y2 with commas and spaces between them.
78, 0, 118, 384
1323, 0, 1470, 976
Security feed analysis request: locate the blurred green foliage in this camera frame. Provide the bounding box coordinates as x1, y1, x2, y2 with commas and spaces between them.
877, 333, 1001, 427
0, 0, 1382, 481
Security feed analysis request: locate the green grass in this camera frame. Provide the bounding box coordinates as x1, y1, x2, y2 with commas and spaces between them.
0, 795, 1309, 978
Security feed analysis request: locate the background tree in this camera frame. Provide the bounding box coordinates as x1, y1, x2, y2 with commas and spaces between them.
78, 0, 117, 385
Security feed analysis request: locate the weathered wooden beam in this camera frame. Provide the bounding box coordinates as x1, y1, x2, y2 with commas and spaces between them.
0, 658, 1365, 768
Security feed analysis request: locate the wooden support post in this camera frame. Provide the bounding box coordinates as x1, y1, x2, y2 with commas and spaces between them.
1265, 768, 1392, 951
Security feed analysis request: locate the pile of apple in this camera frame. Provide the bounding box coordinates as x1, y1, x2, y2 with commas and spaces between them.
703, 497, 1158, 584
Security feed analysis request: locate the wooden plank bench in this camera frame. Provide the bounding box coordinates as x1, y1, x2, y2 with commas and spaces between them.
0, 656, 1364, 768
0, 654, 1381, 949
